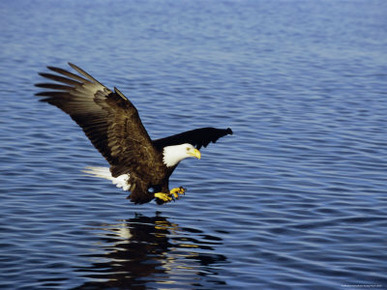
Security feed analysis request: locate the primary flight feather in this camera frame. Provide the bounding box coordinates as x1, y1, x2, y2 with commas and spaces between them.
35, 63, 232, 204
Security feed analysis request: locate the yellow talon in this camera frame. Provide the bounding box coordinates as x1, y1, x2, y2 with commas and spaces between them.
154, 192, 173, 202
155, 187, 186, 203
170, 187, 186, 199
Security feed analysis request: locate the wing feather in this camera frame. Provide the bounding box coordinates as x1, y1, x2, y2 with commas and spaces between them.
35, 63, 162, 184
153, 127, 233, 150
47, 65, 89, 83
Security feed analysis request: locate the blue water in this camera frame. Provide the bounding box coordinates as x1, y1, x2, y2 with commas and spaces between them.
1, 0, 387, 288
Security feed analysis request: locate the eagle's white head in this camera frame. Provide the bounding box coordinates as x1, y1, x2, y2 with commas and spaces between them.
163, 143, 201, 167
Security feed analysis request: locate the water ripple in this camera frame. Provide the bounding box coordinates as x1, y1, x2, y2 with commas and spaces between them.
1, 0, 387, 288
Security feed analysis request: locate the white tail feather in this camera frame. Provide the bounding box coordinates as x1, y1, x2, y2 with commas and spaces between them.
82, 166, 131, 191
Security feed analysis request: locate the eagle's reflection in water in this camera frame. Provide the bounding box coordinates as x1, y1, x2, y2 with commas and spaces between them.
73, 213, 227, 289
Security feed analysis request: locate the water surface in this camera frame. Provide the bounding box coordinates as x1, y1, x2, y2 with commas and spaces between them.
1, 0, 386, 288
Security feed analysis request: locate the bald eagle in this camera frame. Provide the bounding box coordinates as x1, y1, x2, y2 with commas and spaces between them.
35, 63, 232, 204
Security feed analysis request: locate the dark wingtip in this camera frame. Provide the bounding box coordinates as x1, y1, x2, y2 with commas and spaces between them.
47, 65, 57, 71
226, 128, 233, 135
37, 97, 51, 103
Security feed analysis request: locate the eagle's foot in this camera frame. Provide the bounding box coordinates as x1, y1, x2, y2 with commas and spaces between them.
154, 187, 186, 204
170, 186, 186, 199
154, 192, 173, 203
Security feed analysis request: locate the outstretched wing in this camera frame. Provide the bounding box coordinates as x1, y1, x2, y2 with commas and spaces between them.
35, 63, 161, 179
153, 127, 233, 150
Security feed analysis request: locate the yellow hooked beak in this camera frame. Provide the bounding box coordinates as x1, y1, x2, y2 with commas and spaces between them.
189, 148, 201, 159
